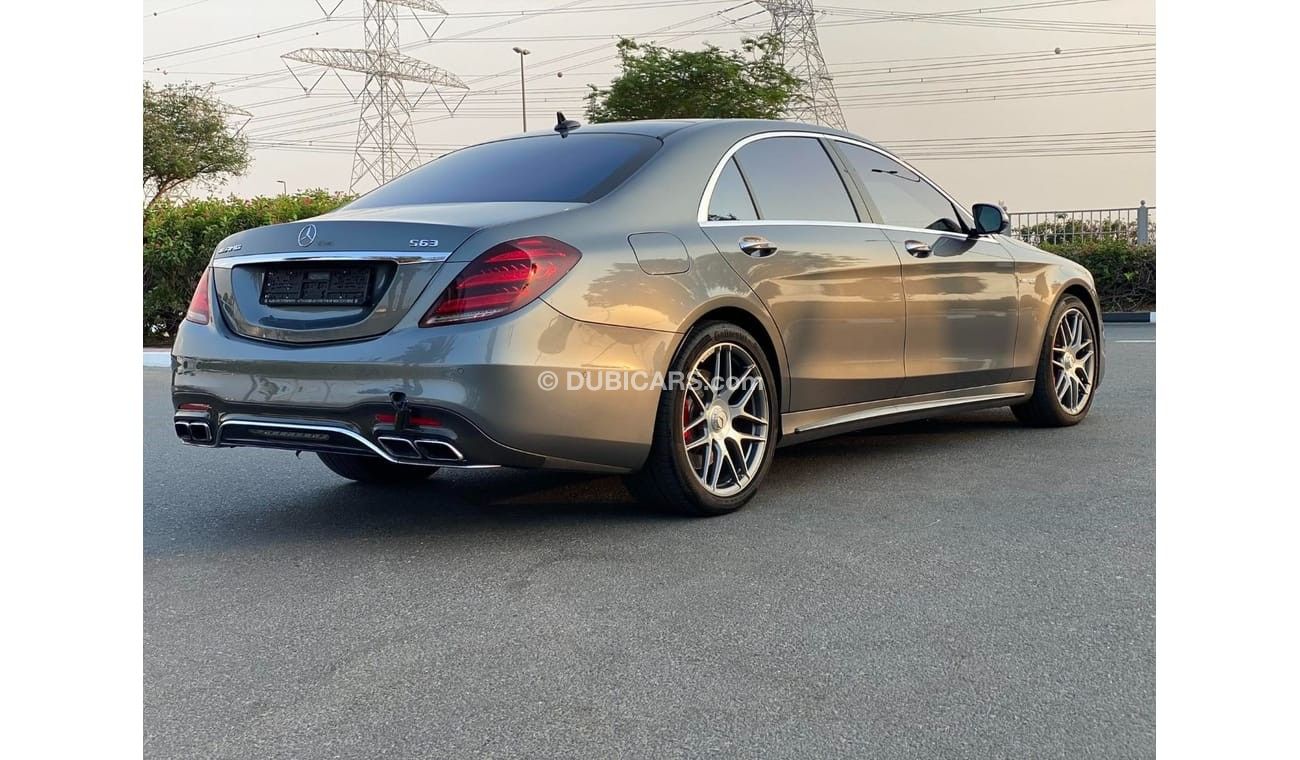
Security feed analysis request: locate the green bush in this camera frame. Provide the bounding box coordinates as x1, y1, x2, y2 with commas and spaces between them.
1040, 238, 1156, 312
1015, 218, 1153, 247
143, 190, 352, 343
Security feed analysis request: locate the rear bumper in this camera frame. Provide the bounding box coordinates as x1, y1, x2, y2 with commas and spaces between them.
171, 299, 680, 472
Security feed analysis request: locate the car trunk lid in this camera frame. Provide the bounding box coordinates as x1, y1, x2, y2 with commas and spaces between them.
210, 202, 580, 344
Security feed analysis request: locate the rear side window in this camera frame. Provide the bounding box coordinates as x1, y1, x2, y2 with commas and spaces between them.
347, 133, 661, 208
837, 144, 963, 233
732, 137, 858, 222
707, 158, 757, 221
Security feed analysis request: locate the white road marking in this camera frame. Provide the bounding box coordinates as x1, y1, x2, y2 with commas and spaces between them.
1115, 339, 1156, 343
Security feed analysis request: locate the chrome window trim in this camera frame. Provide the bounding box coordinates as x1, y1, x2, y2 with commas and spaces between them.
210, 250, 452, 268
696, 130, 973, 230
699, 218, 972, 240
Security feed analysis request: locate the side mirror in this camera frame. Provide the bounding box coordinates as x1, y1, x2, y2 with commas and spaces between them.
972, 203, 1009, 236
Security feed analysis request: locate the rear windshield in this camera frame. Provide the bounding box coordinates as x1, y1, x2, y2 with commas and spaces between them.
346, 133, 661, 208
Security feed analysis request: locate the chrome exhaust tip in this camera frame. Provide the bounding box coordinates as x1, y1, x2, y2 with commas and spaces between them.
377, 436, 422, 459
174, 421, 193, 442
189, 421, 213, 443
415, 439, 465, 462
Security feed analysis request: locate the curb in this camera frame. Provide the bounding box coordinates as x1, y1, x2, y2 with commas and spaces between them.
144, 350, 170, 368
1103, 312, 1156, 324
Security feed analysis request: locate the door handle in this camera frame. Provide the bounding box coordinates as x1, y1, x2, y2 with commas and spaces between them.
738, 236, 778, 257
904, 240, 932, 258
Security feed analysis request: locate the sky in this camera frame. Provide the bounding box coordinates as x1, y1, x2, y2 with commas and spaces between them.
143, 0, 1155, 212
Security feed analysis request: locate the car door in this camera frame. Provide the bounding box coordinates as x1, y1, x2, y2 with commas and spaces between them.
700, 134, 906, 411
832, 142, 1020, 396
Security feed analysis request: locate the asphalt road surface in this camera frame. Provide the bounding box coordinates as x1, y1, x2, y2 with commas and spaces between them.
144, 323, 1155, 759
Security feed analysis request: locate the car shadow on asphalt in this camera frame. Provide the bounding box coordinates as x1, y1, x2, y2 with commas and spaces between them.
145, 468, 672, 555
146, 410, 1025, 553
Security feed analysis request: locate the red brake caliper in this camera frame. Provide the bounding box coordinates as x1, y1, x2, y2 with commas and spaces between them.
683, 396, 698, 446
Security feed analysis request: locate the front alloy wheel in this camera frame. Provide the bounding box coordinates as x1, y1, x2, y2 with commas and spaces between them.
1051, 306, 1097, 414
1013, 294, 1098, 427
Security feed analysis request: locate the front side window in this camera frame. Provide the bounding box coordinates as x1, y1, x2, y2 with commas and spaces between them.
707, 158, 758, 221
732, 137, 858, 223
837, 144, 964, 233
346, 133, 661, 208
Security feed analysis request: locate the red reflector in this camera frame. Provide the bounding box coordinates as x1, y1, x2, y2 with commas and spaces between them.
178, 403, 211, 412
374, 413, 441, 428
185, 268, 212, 325
420, 236, 581, 327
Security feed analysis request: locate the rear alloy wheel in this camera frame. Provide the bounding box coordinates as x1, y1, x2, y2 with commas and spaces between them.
1013, 295, 1098, 427
317, 452, 438, 484
628, 322, 777, 516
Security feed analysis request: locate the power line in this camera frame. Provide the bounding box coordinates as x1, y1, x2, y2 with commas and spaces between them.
247, 5, 757, 143
144, 0, 215, 18
281, 1, 467, 191
758, 2, 846, 129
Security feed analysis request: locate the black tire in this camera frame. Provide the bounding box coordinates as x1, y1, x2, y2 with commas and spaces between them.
625, 321, 778, 517
316, 452, 438, 484
1012, 294, 1098, 427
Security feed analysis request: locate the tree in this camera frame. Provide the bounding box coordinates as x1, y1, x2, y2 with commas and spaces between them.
143, 82, 251, 209
584, 34, 803, 123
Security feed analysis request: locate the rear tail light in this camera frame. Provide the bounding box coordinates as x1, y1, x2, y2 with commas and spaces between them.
185, 268, 212, 325
420, 236, 581, 327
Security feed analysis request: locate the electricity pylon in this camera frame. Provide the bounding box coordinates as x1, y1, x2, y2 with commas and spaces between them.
756, 1, 847, 130
282, 1, 467, 191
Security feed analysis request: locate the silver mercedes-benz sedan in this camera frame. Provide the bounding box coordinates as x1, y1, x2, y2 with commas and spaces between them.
172, 118, 1103, 515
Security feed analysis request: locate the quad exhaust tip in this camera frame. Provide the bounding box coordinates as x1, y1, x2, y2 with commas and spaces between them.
175, 414, 467, 464
414, 439, 463, 462
377, 436, 421, 459
174, 419, 213, 444
378, 435, 465, 463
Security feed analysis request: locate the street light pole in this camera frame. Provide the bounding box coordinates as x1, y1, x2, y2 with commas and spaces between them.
512, 46, 531, 132
277, 180, 287, 196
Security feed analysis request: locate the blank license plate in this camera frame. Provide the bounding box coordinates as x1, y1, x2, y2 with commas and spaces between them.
261, 267, 372, 306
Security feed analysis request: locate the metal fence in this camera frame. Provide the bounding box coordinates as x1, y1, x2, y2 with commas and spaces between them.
1008, 201, 1155, 245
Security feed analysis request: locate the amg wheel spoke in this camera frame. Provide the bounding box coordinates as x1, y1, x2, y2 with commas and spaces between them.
709, 441, 726, 490
698, 438, 713, 479
733, 377, 761, 409
728, 441, 747, 484
689, 369, 711, 407
729, 365, 756, 401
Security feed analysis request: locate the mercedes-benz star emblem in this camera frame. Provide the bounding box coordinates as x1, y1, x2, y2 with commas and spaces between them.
297, 224, 317, 247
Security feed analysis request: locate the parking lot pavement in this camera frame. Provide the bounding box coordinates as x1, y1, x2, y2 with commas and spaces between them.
144, 324, 1155, 759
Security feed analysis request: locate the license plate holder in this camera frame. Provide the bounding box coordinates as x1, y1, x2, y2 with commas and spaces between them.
260, 266, 373, 307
